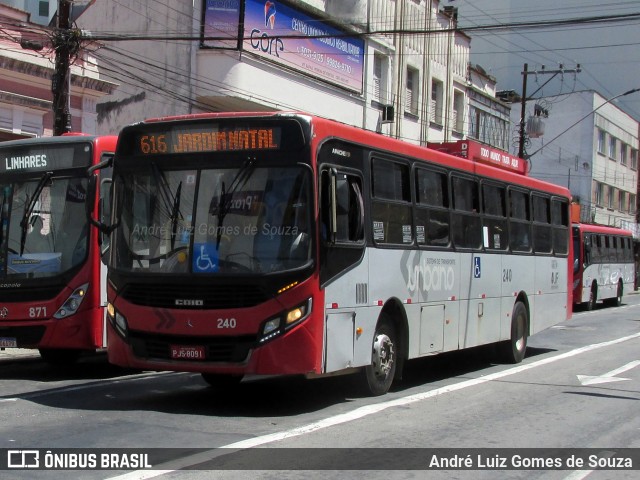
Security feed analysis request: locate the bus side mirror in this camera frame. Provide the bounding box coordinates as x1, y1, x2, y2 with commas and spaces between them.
86, 156, 117, 237
99, 178, 113, 258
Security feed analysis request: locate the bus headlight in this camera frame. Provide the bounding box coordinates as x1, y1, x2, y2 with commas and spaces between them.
107, 303, 129, 338
286, 302, 310, 326
54, 283, 89, 319
258, 298, 312, 344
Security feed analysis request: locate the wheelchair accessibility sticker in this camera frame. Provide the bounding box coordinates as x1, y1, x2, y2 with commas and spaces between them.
193, 243, 218, 273
474, 256, 481, 278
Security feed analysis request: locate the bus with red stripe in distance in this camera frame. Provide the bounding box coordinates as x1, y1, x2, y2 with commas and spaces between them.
572, 222, 635, 310
0, 134, 116, 364
89, 112, 572, 395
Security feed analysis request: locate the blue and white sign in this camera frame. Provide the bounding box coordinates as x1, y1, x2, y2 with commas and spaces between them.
193, 243, 219, 273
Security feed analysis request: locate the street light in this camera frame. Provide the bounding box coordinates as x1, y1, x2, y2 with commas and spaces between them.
526, 88, 640, 159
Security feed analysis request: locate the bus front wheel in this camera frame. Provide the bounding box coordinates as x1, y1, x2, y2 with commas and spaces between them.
498, 301, 528, 364
361, 316, 397, 396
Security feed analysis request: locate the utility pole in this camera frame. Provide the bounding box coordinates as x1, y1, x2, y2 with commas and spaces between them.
52, 0, 72, 135
517, 63, 581, 159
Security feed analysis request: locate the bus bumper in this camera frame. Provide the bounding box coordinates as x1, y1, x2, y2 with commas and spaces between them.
106, 318, 322, 376
0, 309, 100, 350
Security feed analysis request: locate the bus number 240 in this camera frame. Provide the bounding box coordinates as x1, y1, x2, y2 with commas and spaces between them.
217, 318, 237, 329
502, 269, 513, 282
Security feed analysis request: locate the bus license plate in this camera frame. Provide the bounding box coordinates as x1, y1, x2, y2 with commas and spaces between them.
0, 337, 18, 348
170, 345, 205, 360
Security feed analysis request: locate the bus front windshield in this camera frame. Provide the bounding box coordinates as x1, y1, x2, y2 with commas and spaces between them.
0, 177, 89, 280
112, 163, 313, 275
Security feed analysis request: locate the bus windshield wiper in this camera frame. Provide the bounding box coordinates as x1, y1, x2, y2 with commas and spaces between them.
170, 181, 182, 249
214, 158, 255, 248
151, 163, 174, 218
151, 163, 183, 247
19, 171, 52, 256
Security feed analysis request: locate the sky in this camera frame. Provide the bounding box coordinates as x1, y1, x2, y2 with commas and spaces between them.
452, 0, 640, 121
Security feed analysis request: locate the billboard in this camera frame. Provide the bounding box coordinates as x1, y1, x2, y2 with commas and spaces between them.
203, 0, 365, 93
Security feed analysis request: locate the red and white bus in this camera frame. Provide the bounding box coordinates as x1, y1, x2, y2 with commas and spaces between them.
0, 134, 117, 364
572, 222, 635, 310
91, 112, 572, 395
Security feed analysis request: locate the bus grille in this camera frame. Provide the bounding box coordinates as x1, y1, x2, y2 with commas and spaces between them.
120, 284, 269, 309
128, 331, 255, 363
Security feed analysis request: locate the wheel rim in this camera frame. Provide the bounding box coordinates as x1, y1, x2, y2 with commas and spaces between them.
372, 333, 395, 378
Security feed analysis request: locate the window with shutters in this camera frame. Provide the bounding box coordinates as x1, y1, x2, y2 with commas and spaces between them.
431, 79, 443, 125
405, 67, 419, 116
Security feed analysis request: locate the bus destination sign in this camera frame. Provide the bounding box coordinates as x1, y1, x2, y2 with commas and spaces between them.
0, 145, 90, 175
137, 127, 282, 155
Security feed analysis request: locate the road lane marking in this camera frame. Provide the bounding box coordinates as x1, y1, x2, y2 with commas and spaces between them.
577, 360, 640, 385
108, 331, 640, 479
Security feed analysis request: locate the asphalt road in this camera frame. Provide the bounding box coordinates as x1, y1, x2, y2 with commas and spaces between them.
1, 294, 639, 479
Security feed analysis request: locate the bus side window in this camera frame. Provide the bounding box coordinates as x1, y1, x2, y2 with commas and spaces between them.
415, 168, 450, 247
532, 194, 552, 254
584, 234, 591, 266
481, 182, 507, 250
451, 176, 481, 249
551, 198, 569, 255
508, 189, 531, 252
371, 159, 412, 245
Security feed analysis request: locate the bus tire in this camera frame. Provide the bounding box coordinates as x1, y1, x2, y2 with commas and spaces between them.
498, 301, 528, 364
38, 348, 82, 366
586, 283, 597, 311
361, 316, 397, 396
605, 281, 623, 307
201, 373, 243, 388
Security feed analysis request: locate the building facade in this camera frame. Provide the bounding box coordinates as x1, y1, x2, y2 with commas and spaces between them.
74, 0, 509, 148
517, 90, 639, 233
2, 0, 55, 25
0, 3, 115, 139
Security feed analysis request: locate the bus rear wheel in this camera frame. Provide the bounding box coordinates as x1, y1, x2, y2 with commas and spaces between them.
605, 282, 623, 307
361, 317, 397, 396
498, 301, 528, 364
586, 284, 597, 311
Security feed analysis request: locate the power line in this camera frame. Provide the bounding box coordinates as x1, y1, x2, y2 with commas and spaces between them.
78, 11, 640, 42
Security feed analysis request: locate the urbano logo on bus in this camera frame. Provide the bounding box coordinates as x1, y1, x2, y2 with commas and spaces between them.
138, 128, 280, 155
402, 252, 456, 293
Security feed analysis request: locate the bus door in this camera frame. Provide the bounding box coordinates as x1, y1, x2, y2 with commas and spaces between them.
318, 144, 367, 373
